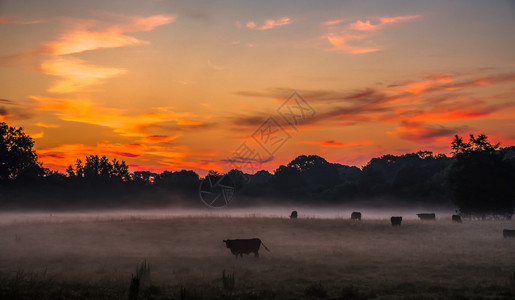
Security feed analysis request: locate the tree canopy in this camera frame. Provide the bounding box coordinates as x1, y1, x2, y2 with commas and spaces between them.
447, 134, 514, 217
1, 120, 513, 215
0, 122, 43, 183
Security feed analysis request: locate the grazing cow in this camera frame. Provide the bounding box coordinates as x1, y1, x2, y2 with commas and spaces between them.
223, 238, 270, 258
417, 213, 436, 221
290, 211, 298, 219
503, 229, 515, 238
452, 215, 462, 223
391, 216, 402, 226
351, 212, 361, 221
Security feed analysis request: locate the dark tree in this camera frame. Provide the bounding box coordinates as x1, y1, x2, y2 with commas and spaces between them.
66, 155, 129, 182
0, 122, 43, 183
447, 134, 514, 218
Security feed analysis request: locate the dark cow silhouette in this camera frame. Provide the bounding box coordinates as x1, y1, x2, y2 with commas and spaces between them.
452, 215, 462, 223
391, 216, 402, 226
503, 229, 515, 238
351, 212, 361, 221
223, 238, 270, 258
417, 213, 436, 221
290, 211, 298, 219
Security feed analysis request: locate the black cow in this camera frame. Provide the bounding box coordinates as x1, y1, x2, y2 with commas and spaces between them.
417, 213, 436, 221
503, 229, 515, 238
223, 238, 270, 258
351, 212, 361, 221
452, 215, 462, 223
290, 211, 298, 219
391, 216, 402, 226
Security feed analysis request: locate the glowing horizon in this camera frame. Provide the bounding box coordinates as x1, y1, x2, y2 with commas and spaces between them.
1, 0, 514, 175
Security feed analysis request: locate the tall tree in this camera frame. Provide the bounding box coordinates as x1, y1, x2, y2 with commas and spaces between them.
0, 122, 43, 183
447, 134, 514, 218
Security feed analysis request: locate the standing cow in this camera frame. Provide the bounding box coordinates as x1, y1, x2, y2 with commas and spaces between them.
290, 211, 298, 219
351, 212, 361, 221
452, 215, 462, 223
417, 213, 436, 221
391, 216, 402, 226
223, 238, 270, 258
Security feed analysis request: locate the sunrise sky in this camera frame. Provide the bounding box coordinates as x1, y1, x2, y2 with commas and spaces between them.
1, 0, 514, 175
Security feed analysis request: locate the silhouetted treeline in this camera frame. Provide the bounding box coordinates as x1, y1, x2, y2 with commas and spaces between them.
1, 122, 514, 215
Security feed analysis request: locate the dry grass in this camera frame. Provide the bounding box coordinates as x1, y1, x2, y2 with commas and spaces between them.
1, 215, 514, 299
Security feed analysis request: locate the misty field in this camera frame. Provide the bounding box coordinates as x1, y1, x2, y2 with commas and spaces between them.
1, 211, 514, 299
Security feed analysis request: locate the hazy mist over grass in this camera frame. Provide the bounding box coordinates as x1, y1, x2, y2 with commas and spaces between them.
1, 208, 514, 299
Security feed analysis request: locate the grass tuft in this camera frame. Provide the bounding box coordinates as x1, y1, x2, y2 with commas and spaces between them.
222, 270, 235, 292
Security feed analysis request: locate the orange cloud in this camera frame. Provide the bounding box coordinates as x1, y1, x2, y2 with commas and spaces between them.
387, 121, 463, 143
324, 19, 345, 26
326, 34, 380, 54
37, 141, 189, 173
303, 140, 374, 147
247, 17, 291, 30
46, 15, 175, 55
349, 20, 378, 31
36, 122, 60, 128
140, 135, 181, 144
38, 14, 174, 93
324, 14, 421, 54
349, 15, 421, 31
380, 15, 421, 25
237, 70, 515, 146
31, 95, 203, 138
41, 57, 126, 93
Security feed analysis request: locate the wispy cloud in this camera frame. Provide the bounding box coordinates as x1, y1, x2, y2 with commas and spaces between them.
323, 14, 421, 54
234, 70, 515, 143
387, 121, 466, 143
41, 57, 126, 93
38, 14, 175, 93
207, 60, 224, 70
36, 122, 60, 128
32, 95, 203, 138
349, 15, 421, 31
302, 140, 374, 147
46, 15, 175, 55
246, 17, 291, 30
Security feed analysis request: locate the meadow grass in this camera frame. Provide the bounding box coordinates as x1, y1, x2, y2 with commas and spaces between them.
0, 215, 514, 299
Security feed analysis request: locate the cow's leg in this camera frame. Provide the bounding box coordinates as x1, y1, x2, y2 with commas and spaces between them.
254, 251, 259, 257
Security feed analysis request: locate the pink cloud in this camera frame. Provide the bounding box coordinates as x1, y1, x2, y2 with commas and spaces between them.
303, 140, 374, 147
246, 17, 291, 30
324, 14, 421, 54
349, 14, 421, 31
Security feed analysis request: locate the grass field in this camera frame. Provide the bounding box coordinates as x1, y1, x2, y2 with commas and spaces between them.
1, 211, 514, 299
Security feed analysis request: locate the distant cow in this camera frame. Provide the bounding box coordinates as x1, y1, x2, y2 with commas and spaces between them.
223, 238, 270, 258
351, 212, 361, 221
503, 229, 515, 238
417, 213, 436, 221
391, 216, 402, 226
452, 215, 462, 223
290, 211, 298, 219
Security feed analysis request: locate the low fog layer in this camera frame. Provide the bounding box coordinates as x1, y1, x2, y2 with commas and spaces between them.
0, 205, 458, 225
